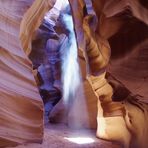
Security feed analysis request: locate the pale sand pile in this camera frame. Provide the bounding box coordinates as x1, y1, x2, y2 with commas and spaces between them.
9, 123, 121, 148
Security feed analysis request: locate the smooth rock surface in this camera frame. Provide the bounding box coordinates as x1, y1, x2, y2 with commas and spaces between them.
0, 0, 54, 147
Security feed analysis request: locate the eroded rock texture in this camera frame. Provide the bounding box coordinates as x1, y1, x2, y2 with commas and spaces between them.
0, 0, 148, 148
68, 0, 148, 148
0, 0, 53, 147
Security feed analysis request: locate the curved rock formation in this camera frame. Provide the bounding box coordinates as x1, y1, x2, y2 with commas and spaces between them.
0, 0, 148, 148
0, 0, 54, 147
68, 0, 148, 148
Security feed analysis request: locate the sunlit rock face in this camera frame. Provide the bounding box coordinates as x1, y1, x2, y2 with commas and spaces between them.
0, 0, 54, 147
69, 0, 148, 148
0, 0, 148, 148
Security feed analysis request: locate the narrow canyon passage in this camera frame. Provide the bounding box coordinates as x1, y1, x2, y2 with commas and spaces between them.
10, 124, 120, 148
0, 0, 148, 148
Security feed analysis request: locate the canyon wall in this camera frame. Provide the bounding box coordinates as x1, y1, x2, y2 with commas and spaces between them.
0, 0, 54, 147
0, 0, 148, 147
69, 0, 148, 147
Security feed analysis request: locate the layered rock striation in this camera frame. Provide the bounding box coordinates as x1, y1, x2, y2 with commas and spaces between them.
0, 0, 54, 147
0, 0, 148, 148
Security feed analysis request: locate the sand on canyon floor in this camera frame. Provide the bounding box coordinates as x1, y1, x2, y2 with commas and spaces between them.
8, 123, 121, 148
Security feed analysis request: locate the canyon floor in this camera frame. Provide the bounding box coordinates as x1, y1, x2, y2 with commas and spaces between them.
8, 123, 121, 148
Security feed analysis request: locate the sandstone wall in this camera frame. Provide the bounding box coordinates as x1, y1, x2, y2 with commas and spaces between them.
0, 0, 54, 147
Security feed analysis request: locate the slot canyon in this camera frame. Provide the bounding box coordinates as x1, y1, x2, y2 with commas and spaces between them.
0, 0, 148, 148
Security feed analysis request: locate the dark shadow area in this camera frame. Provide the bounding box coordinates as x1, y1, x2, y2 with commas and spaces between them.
139, 0, 148, 9
109, 10, 148, 60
